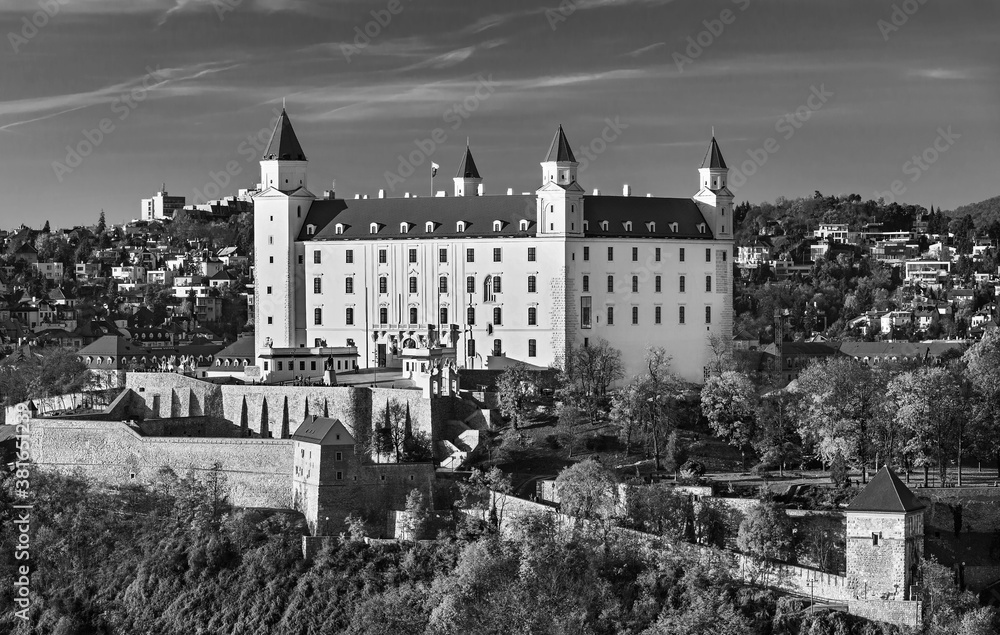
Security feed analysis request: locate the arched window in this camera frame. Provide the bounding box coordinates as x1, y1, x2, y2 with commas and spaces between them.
335, 223, 344, 234
493, 220, 503, 232
456, 221, 466, 233
370, 222, 379, 234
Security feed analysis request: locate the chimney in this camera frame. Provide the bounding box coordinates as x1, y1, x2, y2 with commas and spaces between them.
646, 193, 652, 198
378, 189, 385, 199
593, 189, 601, 195
435, 191, 446, 197
507, 188, 513, 196
477, 183, 485, 196
404, 193, 410, 198
324, 190, 335, 200
354, 194, 361, 199
362, 194, 369, 199
623, 184, 631, 196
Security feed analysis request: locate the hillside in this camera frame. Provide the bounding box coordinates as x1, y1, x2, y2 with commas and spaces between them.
947, 195, 1000, 228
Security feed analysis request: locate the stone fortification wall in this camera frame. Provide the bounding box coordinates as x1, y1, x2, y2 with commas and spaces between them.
848, 599, 922, 628
917, 488, 1000, 534
28, 417, 293, 509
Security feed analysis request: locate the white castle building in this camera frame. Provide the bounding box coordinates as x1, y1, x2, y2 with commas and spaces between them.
252, 110, 734, 384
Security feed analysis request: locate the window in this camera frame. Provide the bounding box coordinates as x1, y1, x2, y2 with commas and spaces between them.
311, 361, 317, 371
655, 306, 662, 324
582, 275, 590, 292
706, 276, 712, 293
872, 533, 880, 546
266, 286, 272, 294
528, 275, 537, 293
400, 222, 410, 234
346, 308, 354, 325
263, 362, 269, 370
608, 246, 614, 261
457, 221, 466, 233
632, 276, 638, 293
655, 247, 661, 262
379, 307, 388, 324
632, 306, 639, 325
607, 275, 614, 293
439, 248, 447, 263
378, 249, 387, 264
528, 307, 537, 325
439, 276, 448, 293
493, 339, 502, 356
313, 250, 321, 264
519, 219, 530, 231
336, 452, 343, 461
581, 297, 592, 329
528, 339, 537, 357
466, 248, 475, 263
655, 276, 662, 293
311, 277, 322, 294
706, 248, 711, 262
679, 306, 686, 324
277, 361, 282, 371
409, 277, 417, 294
493, 307, 502, 325
440, 307, 448, 324
583, 246, 590, 261
346, 277, 354, 294
346, 249, 354, 263
466, 276, 475, 293
722, 250, 727, 262
297, 255, 302, 264
493, 220, 502, 232
379, 277, 387, 294
467, 307, 476, 325
370, 222, 379, 234
267, 316, 273, 324
314, 308, 322, 325
493, 276, 502, 293
607, 306, 615, 325
409, 248, 417, 263
705, 306, 712, 324
528, 247, 536, 262
300, 362, 305, 371
409, 307, 418, 324
632, 247, 638, 262
336, 471, 343, 481
493, 248, 502, 262
467, 339, 475, 358
268, 235, 273, 245
680, 248, 685, 262
679, 276, 686, 293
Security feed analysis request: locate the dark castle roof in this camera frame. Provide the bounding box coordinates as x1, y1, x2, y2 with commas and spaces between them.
456, 146, 482, 179
298, 195, 714, 241
846, 466, 925, 513
701, 137, 728, 170
264, 109, 306, 161
544, 125, 577, 163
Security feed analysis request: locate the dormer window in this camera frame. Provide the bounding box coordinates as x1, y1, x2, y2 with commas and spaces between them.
400, 222, 411, 234
697, 223, 707, 234
370, 222, 380, 234
583, 220, 589, 231
306, 224, 316, 236
646, 221, 656, 233
623, 221, 633, 232
456, 221, 466, 233
519, 219, 530, 231
600, 220, 609, 232
669, 222, 679, 233
493, 220, 503, 232
335, 223, 344, 235
425, 221, 436, 233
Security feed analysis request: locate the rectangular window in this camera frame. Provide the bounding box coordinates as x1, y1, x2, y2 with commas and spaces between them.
409, 277, 417, 294
632, 247, 638, 262
706, 276, 712, 293
314, 308, 323, 325
379, 307, 388, 323
493, 339, 502, 356
493, 248, 502, 262
655, 276, 662, 293
266, 286, 272, 295
527, 276, 537, 293
528, 247, 536, 262
581, 297, 592, 329
336, 452, 343, 461
655, 306, 662, 324
263, 362, 269, 370
607, 306, 615, 325
632, 276, 638, 293
409, 248, 417, 263
705, 306, 712, 324
379, 278, 387, 294
678, 306, 686, 324
467, 307, 476, 325
311, 361, 317, 371
346, 307, 354, 325
466, 276, 475, 294
313, 250, 321, 264
872, 533, 880, 546
706, 248, 711, 262
632, 306, 639, 325
679, 276, 686, 293
267, 316, 273, 325
300, 361, 305, 371
467, 339, 476, 358
608, 246, 614, 261
346, 278, 355, 294
277, 361, 283, 371
439, 248, 447, 263
607, 275, 614, 293
346, 249, 354, 263
655, 247, 661, 262
297, 255, 302, 264
313, 278, 322, 294
493, 307, 502, 325
582, 275, 589, 292
378, 249, 387, 264
336, 471, 343, 481
722, 250, 727, 262
440, 307, 448, 324
528, 339, 537, 357
467, 248, 475, 263
439, 276, 448, 293
528, 307, 537, 325
680, 247, 685, 262
583, 246, 590, 261
493, 276, 502, 293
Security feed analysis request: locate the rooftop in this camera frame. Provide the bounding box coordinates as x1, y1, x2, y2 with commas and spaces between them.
846, 466, 925, 513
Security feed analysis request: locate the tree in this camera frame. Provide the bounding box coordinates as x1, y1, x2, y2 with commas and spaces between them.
554, 459, 619, 524
42, 219, 51, 233
402, 488, 429, 540
624, 483, 693, 539
457, 466, 512, 534
375, 398, 415, 462
610, 381, 644, 456
963, 330, 1000, 477
888, 367, 962, 485
701, 371, 759, 469
737, 498, 794, 580
561, 339, 624, 421
96, 210, 107, 235
755, 390, 801, 476
496, 362, 530, 429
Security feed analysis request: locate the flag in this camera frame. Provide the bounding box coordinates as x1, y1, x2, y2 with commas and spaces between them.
431, 162, 439, 177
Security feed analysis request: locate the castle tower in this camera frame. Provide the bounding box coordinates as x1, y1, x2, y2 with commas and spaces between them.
453, 144, 483, 197
253, 108, 316, 364
693, 136, 734, 241
536, 125, 584, 237
291, 417, 356, 536
845, 466, 926, 601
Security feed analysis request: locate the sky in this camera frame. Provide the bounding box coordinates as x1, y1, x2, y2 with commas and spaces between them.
0, 0, 997, 227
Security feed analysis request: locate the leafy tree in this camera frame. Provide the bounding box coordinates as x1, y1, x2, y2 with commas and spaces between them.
701, 371, 759, 468
737, 498, 794, 577
496, 361, 530, 429
554, 458, 619, 523
402, 488, 430, 540
457, 467, 512, 535
561, 338, 624, 420
888, 366, 962, 485
962, 330, 1000, 477
624, 483, 693, 539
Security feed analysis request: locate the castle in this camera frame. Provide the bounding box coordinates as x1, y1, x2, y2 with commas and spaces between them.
251, 110, 735, 384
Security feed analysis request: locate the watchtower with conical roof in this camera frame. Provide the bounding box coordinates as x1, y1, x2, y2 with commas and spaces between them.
845, 466, 926, 601
693, 135, 733, 241
536, 125, 584, 237
453, 144, 483, 197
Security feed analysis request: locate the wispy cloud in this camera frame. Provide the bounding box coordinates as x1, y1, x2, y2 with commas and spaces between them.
464, 0, 677, 34
626, 42, 666, 57
906, 68, 976, 81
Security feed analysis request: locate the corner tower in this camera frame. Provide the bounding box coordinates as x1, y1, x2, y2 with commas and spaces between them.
693, 136, 734, 241
537, 125, 584, 237
253, 108, 316, 368
845, 466, 926, 601
453, 144, 483, 196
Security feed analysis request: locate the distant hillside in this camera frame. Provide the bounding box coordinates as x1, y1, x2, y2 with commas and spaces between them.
947, 195, 1000, 227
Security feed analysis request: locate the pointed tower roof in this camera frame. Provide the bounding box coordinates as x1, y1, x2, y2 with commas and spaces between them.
846, 466, 925, 513
455, 145, 481, 179
544, 125, 577, 163
264, 109, 307, 161
701, 136, 728, 170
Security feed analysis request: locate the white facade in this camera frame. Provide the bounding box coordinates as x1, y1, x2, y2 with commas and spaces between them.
252, 112, 734, 384
141, 189, 186, 221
